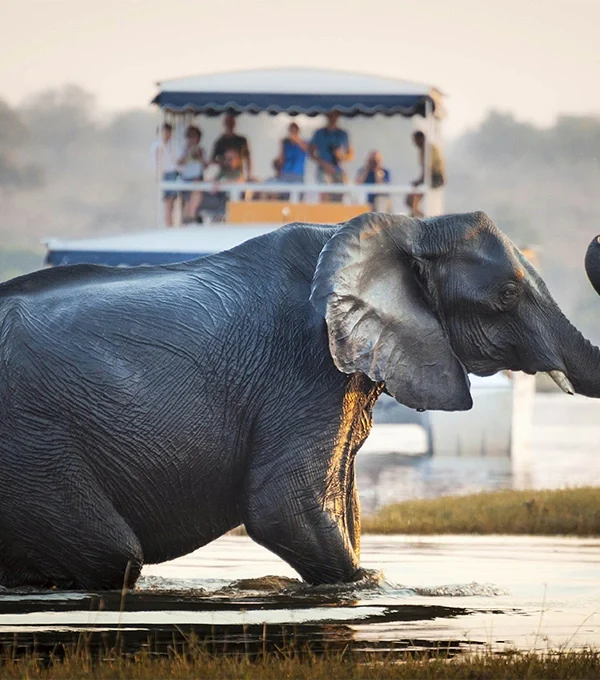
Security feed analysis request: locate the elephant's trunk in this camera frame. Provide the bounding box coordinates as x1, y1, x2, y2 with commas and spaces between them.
565, 235, 600, 396
585, 236, 600, 296
560, 317, 600, 398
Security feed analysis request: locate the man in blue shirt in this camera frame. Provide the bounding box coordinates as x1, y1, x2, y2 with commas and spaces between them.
309, 112, 354, 197
356, 150, 391, 210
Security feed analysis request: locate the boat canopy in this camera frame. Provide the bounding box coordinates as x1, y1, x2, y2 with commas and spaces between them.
152, 67, 444, 118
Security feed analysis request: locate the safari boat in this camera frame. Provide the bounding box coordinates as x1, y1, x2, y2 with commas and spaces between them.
43, 67, 535, 465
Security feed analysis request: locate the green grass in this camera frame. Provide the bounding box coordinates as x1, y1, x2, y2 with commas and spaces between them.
228, 488, 600, 537
1, 646, 599, 679
362, 487, 600, 536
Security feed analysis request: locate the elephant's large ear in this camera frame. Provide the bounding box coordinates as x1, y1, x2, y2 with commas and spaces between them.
310, 213, 472, 411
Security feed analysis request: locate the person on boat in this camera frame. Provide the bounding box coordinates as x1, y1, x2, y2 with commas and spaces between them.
200, 148, 245, 222
177, 125, 206, 224
356, 150, 391, 211
150, 122, 178, 227
215, 148, 245, 182
406, 130, 445, 218
211, 113, 252, 179
276, 122, 308, 184
271, 157, 283, 180
260, 158, 284, 200
309, 111, 354, 201
258, 122, 308, 200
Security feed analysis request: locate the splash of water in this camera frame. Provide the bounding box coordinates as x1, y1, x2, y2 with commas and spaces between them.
406, 582, 508, 597
136, 571, 506, 599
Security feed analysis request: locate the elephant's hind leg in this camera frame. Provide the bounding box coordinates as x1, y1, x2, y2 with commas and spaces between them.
0, 538, 52, 589
9, 500, 142, 590
0, 455, 143, 590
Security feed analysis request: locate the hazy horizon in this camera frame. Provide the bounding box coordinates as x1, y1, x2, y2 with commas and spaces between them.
1, 0, 599, 138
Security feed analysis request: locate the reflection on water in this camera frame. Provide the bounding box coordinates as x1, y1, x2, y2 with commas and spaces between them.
358, 394, 600, 511
1, 535, 600, 656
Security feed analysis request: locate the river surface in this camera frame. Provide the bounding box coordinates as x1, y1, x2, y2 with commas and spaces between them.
1, 535, 599, 656
1, 393, 599, 657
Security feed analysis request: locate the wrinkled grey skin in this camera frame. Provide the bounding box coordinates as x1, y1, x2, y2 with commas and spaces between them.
1, 211, 599, 591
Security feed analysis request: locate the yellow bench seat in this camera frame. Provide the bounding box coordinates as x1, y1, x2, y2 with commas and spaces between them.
226, 201, 371, 224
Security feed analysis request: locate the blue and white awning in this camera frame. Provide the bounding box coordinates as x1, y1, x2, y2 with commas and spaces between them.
152, 67, 443, 118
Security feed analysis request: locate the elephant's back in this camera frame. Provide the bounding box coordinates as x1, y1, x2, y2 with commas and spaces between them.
0, 221, 332, 344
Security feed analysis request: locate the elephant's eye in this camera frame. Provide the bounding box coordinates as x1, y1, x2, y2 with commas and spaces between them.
499, 282, 519, 308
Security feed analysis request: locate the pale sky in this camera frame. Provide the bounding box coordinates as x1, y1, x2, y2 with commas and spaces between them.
1, 0, 599, 137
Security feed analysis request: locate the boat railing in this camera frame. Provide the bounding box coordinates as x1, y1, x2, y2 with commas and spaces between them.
159, 179, 422, 206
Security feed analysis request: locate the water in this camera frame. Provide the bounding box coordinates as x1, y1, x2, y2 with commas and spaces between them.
1, 392, 599, 657
142, 534, 600, 652
358, 393, 600, 510
1, 535, 599, 656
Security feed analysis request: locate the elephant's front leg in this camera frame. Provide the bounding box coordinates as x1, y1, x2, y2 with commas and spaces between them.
243, 444, 363, 585
245, 492, 361, 584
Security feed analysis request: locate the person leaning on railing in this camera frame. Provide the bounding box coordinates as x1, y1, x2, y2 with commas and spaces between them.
309, 111, 354, 202
199, 148, 245, 222
355, 150, 391, 211
150, 122, 179, 228
406, 130, 445, 218
210, 113, 253, 180
177, 125, 206, 224
277, 122, 308, 184
261, 122, 309, 200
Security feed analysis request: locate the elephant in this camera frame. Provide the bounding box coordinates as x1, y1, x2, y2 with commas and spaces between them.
586, 235, 600, 296
0, 211, 598, 591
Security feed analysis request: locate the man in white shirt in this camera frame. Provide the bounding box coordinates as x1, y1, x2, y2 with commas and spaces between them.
151, 123, 178, 227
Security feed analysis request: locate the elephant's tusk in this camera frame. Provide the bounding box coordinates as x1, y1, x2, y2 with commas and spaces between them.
547, 370, 574, 395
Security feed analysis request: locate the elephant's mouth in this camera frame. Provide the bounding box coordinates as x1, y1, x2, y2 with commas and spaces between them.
463, 362, 574, 395
461, 357, 512, 377
465, 366, 498, 378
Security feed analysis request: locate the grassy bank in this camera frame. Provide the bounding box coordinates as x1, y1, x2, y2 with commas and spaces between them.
0, 648, 599, 679
362, 487, 600, 535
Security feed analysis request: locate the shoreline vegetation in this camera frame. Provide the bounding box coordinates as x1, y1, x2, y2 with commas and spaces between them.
0, 646, 599, 679
361, 487, 600, 536
229, 487, 600, 538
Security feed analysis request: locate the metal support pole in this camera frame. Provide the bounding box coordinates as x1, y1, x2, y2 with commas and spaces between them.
434, 109, 445, 215
155, 113, 163, 228
422, 98, 432, 217
174, 114, 187, 227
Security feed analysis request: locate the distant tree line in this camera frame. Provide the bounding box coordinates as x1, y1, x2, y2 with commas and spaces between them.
0, 85, 157, 188
457, 110, 600, 166
0, 86, 158, 246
